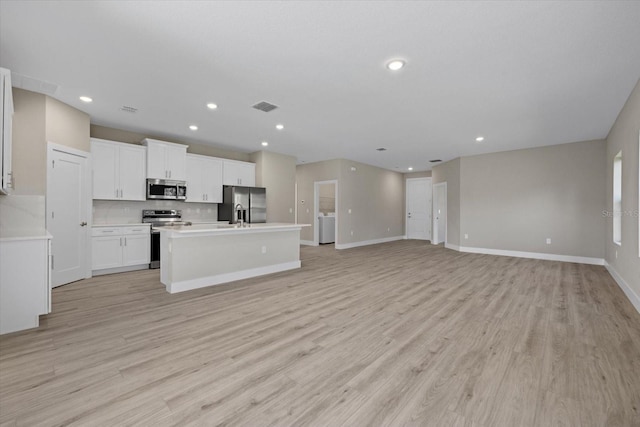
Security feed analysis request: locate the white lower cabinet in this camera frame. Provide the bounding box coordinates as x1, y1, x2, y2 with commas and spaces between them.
0, 236, 51, 335
92, 225, 150, 275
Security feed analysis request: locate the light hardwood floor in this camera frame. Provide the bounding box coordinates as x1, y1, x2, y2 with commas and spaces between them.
1, 241, 639, 426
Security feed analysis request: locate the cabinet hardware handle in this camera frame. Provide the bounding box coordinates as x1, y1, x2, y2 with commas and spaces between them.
124, 237, 127, 246
80, 221, 87, 226
115, 189, 118, 198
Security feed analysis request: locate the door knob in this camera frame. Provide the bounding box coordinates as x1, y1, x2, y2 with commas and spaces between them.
80, 221, 87, 226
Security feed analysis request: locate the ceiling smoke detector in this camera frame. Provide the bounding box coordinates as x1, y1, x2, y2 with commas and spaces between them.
252, 101, 278, 112
120, 105, 138, 113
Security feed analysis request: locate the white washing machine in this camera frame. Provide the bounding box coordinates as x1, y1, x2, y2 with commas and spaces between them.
319, 214, 335, 244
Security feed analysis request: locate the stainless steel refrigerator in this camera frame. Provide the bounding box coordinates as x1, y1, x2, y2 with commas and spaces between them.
219, 186, 267, 224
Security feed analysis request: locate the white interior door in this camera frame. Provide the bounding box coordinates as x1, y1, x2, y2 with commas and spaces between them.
48, 145, 90, 287
406, 178, 432, 240
433, 182, 447, 245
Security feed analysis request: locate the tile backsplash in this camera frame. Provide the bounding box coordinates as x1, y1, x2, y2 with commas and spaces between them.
93, 200, 218, 224
0, 195, 46, 234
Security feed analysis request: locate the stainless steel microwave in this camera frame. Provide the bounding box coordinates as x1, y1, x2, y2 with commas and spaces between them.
146, 179, 187, 200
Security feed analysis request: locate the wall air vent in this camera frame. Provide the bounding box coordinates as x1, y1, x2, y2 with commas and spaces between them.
120, 105, 138, 113
252, 101, 278, 112
376, 148, 387, 151
429, 159, 442, 163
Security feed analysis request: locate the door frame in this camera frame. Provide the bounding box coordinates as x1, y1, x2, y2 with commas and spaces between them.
405, 177, 432, 240
432, 182, 447, 245
46, 142, 92, 283
314, 180, 338, 246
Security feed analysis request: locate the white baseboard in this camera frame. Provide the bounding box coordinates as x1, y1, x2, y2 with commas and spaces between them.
446, 245, 604, 266
92, 264, 149, 277
166, 261, 301, 294
605, 261, 640, 314
335, 235, 404, 250
300, 240, 317, 246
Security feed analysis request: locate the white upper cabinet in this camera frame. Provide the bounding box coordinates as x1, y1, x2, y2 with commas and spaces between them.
186, 154, 223, 203
91, 138, 146, 201
0, 68, 14, 194
142, 139, 187, 181
223, 159, 256, 187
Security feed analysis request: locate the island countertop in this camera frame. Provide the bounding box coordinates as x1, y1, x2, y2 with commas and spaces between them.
156, 222, 309, 238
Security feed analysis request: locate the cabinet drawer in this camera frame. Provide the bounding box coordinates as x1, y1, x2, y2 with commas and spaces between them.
122, 226, 150, 235
92, 227, 122, 237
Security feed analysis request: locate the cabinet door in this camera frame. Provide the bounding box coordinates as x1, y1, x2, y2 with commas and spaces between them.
223, 160, 240, 186
146, 143, 167, 179
92, 236, 123, 270
203, 157, 223, 203
91, 140, 119, 199
185, 155, 203, 203
166, 145, 187, 181
238, 163, 256, 187
122, 234, 150, 266
119, 144, 146, 201
1, 68, 13, 194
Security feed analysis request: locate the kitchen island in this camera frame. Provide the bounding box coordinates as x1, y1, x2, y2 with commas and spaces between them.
159, 223, 308, 293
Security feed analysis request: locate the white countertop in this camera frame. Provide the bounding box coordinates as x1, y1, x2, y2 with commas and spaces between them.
0, 229, 52, 241
158, 222, 309, 237
92, 223, 150, 227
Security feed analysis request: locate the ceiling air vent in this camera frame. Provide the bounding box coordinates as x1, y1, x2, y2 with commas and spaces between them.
252, 101, 278, 112
376, 148, 387, 151
429, 159, 442, 163
120, 105, 138, 113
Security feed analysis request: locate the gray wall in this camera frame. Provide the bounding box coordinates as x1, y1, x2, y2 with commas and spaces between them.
90, 125, 252, 162
250, 150, 296, 223
296, 159, 404, 245
10, 89, 91, 196
605, 78, 640, 295
296, 160, 341, 242
459, 140, 606, 258
432, 158, 461, 246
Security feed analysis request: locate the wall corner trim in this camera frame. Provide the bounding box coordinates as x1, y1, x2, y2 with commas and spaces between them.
335, 236, 404, 250
604, 261, 640, 314
444, 243, 460, 251
300, 240, 317, 246
447, 245, 605, 266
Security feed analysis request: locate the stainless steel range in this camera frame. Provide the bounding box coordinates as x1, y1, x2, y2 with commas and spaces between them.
142, 210, 192, 269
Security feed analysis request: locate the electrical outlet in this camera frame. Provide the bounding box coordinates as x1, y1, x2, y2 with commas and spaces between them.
615, 250, 618, 259
546, 238, 551, 245
348, 209, 352, 214
464, 234, 469, 239
306, 208, 310, 213
289, 208, 293, 214
350, 230, 354, 236
387, 227, 390, 232
262, 246, 267, 254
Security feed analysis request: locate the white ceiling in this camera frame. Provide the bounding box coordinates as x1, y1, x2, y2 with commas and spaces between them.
1, 1, 639, 171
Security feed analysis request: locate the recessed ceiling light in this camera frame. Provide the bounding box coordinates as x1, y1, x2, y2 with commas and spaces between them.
79, 96, 92, 103
207, 103, 218, 110
408, 167, 413, 171
387, 60, 405, 71
276, 124, 284, 130
261, 141, 269, 146
189, 125, 198, 131
475, 136, 485, 142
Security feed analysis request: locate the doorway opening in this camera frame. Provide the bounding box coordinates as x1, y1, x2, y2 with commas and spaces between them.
432, 182, 447, 245
314, 180, 338, 247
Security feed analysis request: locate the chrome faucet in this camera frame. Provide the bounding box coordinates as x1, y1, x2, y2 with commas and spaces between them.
235, 203, 245, 227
